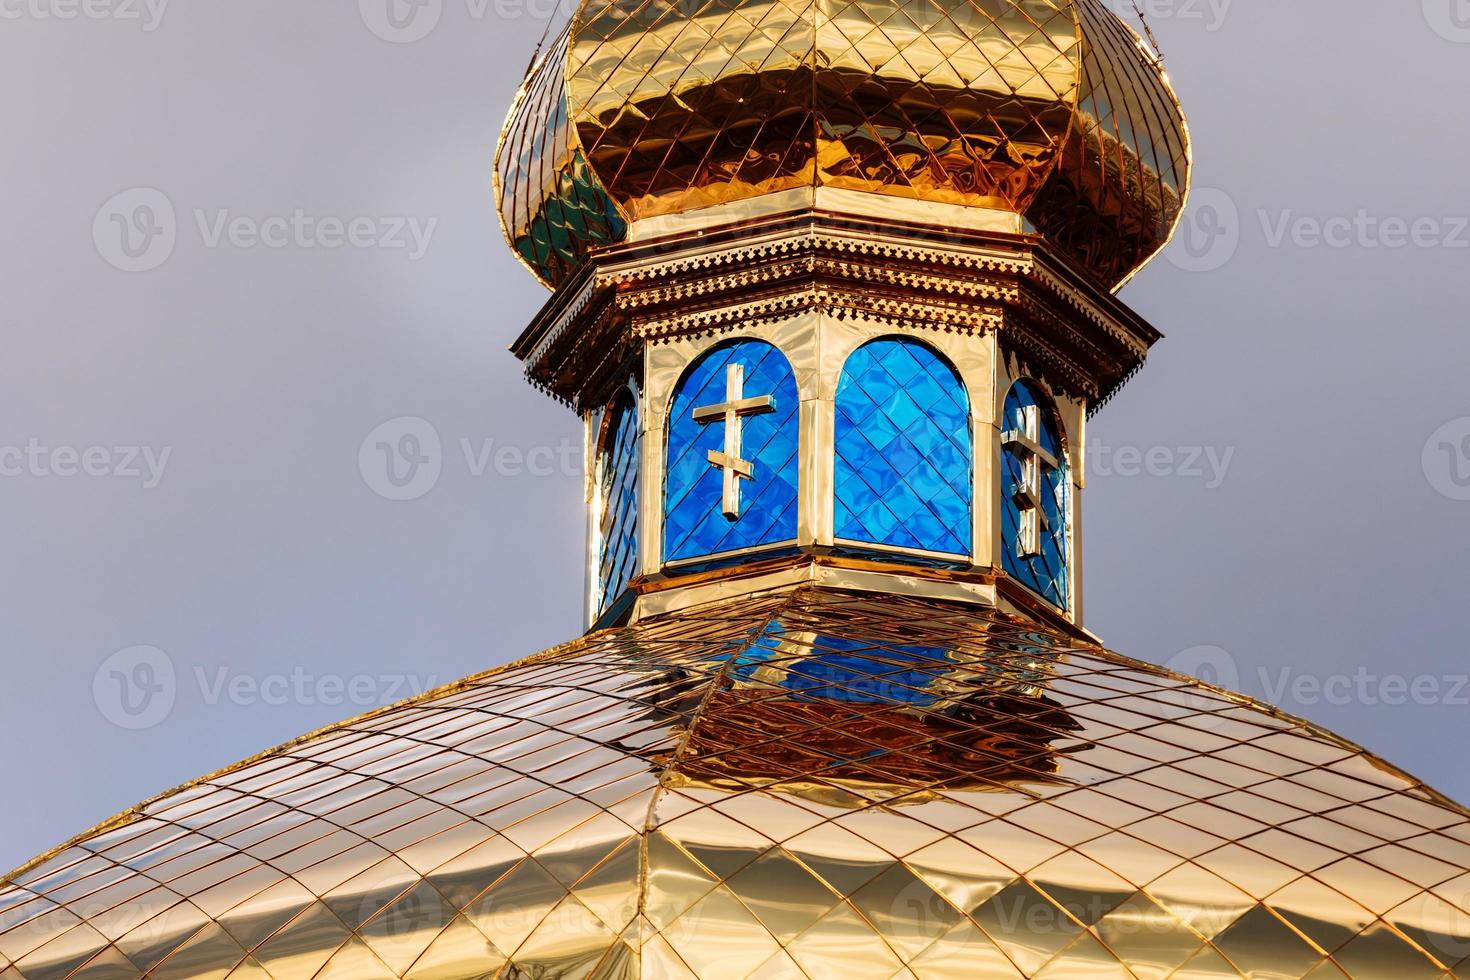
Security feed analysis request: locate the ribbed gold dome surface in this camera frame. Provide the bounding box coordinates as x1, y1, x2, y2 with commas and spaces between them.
5, 589, 1470, 978
495, 0, 1190, 291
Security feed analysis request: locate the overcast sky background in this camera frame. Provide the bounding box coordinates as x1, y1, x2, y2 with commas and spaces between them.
1, 0, 1469, 871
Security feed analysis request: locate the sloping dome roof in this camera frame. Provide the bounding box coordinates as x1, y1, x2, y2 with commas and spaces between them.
495, 0, 1190, 291
5, 589, 1469, 978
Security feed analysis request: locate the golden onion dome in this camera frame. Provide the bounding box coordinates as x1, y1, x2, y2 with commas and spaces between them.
495, 0, 1191, 291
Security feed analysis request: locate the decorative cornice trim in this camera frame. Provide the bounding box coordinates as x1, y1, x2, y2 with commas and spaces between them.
513, 213, 1162, 410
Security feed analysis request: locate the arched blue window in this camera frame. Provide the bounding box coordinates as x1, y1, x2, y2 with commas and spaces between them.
834, 338, 972, 557
1001, 380, 1069, 608
665, 340, 799, 564
595, 389, 640, 617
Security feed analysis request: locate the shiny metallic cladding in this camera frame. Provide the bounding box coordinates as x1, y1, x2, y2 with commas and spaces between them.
495, 0, 1190, 291
6, 590, 1470, 977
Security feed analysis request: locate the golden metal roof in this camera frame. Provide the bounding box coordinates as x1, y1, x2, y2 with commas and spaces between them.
5, 588, 1469, 978
495, 0, 1191, 292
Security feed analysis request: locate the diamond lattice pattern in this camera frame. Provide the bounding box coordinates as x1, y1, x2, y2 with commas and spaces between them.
1001, 379, 1069, 608
1024, 0, 1189, 287
596, 391, 640, 617
5, 588, 1470, 978
664, 340, 800, 564
496, 26, 625, 288
567, 0, 1079, 219
495, 0, 1189, 288
834, 339, 972, 557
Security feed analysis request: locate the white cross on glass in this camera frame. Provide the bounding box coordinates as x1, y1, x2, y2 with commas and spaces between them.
1003, 403, 1060, 558
692, 363, 776, 520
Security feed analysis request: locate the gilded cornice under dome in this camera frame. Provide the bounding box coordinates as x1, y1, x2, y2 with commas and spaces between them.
495, 0, 1191, 292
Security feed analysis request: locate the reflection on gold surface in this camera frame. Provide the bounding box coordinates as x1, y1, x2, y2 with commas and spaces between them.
1027, 0, 1188, 288
566, 0, 1079, 218
4, 588, 1470, 977
646, 614, 1086, 805
495, 0, 1190, 291
495, 26, 626, 288
666, 685, 1083, 806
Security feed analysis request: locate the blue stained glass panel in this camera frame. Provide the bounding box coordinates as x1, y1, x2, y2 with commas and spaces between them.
1001, 380, 1070, 608
664, 341, 799, 563
596, 392, 640, 616
834, 339, 972, 556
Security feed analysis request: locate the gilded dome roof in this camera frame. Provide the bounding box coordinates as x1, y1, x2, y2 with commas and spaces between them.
5, 589, 1470, 978
495, 0, 1191, 291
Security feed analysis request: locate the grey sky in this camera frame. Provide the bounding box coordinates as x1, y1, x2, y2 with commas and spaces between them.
2, 1, 1469, 872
